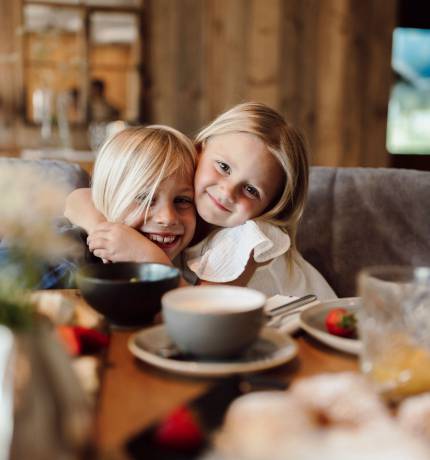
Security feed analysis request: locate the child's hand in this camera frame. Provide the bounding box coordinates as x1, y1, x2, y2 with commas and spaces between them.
64, 188, 105, 233
87, 222, 172, 265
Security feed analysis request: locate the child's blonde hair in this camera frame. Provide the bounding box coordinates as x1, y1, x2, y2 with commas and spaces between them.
195, 102, 309, 250
92, 125, 196, 224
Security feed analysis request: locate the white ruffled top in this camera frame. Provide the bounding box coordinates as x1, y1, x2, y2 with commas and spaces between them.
184, 220, 337, 300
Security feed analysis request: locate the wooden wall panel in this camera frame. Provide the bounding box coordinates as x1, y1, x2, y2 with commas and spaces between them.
313, 0, 350, 166
245, 0, 282, 109
340, 0, 368, 167
308, 0, 396, 167
361, 0, 397, 167
149, 0, 179, 127
201, 0, 248, 122
149, 0, 204, 136
175, 0, 204, 136
148, 0, 396, 167
0, 0, 396, 167
0, 0, 22, 147
279, 0, 320, 156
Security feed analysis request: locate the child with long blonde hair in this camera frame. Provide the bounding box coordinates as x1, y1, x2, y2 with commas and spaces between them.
66, 103, 335, 299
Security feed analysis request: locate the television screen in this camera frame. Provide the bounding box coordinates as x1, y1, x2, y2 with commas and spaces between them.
387, 27, 430, 154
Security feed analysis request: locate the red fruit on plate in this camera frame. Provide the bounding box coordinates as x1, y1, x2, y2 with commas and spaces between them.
155, 405, 204, 451
325, 308, 357, 338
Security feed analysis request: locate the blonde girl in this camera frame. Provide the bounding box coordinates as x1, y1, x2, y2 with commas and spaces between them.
184, 102, 335, 299
70, 125, 197, 265
66, 103, 335, 299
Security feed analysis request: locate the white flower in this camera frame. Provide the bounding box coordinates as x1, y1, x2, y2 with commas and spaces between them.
0, 163, 77, 261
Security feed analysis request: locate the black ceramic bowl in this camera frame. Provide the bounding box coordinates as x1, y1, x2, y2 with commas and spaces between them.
76, 262, 180, 327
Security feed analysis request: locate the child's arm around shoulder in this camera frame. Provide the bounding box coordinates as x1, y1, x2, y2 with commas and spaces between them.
88, 222, 193, 286
64, 188, 105, 233
87, 222, 171, 266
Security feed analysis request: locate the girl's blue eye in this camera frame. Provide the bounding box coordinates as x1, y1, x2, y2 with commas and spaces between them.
216, 161, 230, 174
135, 193, 156, 206
244, 184, 260, 199
135, 192, 148, 204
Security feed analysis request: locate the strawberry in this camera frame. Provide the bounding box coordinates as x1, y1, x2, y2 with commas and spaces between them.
155, 405, 204, 451
56, 325, 81, 356
325, 308, 357, 338
73, 326, 110, 354
56, 326, 109, 356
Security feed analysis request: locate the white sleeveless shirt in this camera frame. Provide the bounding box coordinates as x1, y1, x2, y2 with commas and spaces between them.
184, 220, 337, 300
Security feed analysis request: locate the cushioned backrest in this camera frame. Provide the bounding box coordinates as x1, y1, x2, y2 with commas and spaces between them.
0, 158, 91, 245
297, 167, 430, 297
0, 158, 90, 191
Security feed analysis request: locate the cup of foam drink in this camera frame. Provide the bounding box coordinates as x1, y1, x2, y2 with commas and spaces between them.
161, 286, 266, 359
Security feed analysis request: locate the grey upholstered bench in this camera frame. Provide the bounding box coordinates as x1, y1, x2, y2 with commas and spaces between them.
297, 167, 430, 297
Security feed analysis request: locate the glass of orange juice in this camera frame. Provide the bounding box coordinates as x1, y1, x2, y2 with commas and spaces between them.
358, 266, 430, 402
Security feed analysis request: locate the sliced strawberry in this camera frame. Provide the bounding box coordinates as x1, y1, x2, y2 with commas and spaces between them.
155, 405, 204, 451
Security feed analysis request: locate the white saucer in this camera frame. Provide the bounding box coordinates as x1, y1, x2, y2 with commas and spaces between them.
299, 297, 362, 355
128, 325, 298, 377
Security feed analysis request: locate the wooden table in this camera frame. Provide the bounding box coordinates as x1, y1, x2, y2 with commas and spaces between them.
95, 323, 358, 458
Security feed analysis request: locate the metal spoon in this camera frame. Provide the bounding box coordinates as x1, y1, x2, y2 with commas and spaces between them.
265, 294, 317, 317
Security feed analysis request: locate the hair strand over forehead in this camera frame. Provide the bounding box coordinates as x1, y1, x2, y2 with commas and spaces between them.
91, 125, 196, 224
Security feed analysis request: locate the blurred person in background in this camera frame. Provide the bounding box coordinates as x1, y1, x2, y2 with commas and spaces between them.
88, 79, 119, 122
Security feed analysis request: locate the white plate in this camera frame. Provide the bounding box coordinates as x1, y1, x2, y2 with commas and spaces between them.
299, 297, 362, 355
128, 325, 298, 378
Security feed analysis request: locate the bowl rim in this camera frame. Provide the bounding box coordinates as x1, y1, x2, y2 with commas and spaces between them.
76, 262, 180, 285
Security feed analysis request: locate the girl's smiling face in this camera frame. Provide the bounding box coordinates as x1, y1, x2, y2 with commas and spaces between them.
194, 132, 285, 228
125, 172, 196, 260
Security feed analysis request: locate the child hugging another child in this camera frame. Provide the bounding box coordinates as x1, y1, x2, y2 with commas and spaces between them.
66, 102, 336, 300
86, 125, 196, 265
45, 124, 196, 289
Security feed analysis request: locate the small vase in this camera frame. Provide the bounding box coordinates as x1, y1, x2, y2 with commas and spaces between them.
0, 319, 94, 460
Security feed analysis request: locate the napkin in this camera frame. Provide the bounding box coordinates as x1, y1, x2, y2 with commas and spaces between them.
264, 294, 320, 334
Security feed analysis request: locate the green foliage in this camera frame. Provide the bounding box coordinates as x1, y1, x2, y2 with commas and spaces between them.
0, 248, 41, 331
0, 291, 33, 331
0, 163, 74, 331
